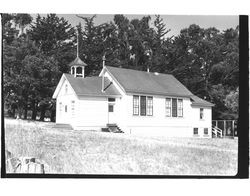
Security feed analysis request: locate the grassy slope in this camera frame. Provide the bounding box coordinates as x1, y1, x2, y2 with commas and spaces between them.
4, 119, 238, 175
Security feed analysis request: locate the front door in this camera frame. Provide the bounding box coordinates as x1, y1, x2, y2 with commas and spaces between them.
108, 98, 116, 124
108, 103, 115, 124
63, 104, 69, 123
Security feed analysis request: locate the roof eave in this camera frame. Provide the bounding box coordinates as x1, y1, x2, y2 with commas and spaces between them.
76, 93, 122, 98
52, 74, 66, 99
126, 89, 192, 98
191, 103, 215, 107
103, 66, 127, 94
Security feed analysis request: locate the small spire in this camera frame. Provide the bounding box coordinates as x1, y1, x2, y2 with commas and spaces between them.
102, 53, 106, 67
76, 30, 79, 58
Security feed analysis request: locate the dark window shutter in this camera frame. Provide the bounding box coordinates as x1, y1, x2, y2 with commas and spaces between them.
140, 96, 146, 116
172, 98, 177, 117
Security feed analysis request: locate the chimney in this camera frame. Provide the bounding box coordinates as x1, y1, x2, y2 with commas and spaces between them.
101, 54, 106, 93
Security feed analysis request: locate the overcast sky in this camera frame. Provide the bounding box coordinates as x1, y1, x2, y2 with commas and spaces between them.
32, 14, 239, 37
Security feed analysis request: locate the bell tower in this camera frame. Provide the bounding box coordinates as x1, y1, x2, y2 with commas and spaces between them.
69, 30, 87, 78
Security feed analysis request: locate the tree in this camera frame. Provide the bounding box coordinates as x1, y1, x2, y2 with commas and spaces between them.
3, 14, 239, 121
225, 87, 239, 118
151, 15, 171, 73
21, 54, 59, 121
2, 13, 18, 44
26, 14, 76, 120
13, 14, 32, 36
76, 15, 104, 76
29, 14, 75, 73
154, 15, 170, 45
166, 24, 239, 119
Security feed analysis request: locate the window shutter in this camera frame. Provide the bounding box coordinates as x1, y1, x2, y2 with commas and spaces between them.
172, 98, 177, 117
140, 96, 146, 116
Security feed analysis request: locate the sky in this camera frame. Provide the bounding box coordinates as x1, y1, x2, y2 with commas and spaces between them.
32, 14, 239, 37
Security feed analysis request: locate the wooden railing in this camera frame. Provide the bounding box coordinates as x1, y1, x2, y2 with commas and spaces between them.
212, 126, 223, 138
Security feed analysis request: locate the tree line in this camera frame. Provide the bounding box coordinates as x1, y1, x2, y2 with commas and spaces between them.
2, 14, 239, 121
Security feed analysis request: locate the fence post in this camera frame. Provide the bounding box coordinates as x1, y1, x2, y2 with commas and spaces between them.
232, 120, 235, 139
224, 120, 226, 138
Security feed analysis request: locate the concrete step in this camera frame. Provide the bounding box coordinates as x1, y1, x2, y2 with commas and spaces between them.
51, 124, 73, 130
101, 124, 123, 133
106, 124, 123, 133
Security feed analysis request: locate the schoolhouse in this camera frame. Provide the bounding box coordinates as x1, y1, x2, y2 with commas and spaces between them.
52, 52, 214, 138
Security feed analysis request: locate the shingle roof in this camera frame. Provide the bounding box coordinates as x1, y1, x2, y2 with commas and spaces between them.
62, 66, 214, 107
69, 56, 87, 67
105, 66, 193, 97
64, 74, 121, 97
190, 95, 215, 107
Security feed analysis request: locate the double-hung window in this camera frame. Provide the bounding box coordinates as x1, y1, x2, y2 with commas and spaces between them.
59, 102, 62, 113
200, 108, 204, 120
166, 98, 183, 117
146, 96, 153, 116
133, 95, 153, 116
65, 84, 68, 94
177, 99, 183, 117
165, 98, 171, 117
194, 128, 198, 135
133, 95, 139, 115
71, 100, 75, 117
108, 97, 115, 113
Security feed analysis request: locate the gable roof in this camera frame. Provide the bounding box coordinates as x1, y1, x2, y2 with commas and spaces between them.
190, 95, 215, 107
53, 74, 121, 98
64, 74, 121, 97
105, 66, 193, 97
53, 66, 214, 107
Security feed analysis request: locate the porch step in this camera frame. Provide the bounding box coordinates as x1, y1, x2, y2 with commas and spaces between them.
103, 124, 123, 133
51, 124, 73, 130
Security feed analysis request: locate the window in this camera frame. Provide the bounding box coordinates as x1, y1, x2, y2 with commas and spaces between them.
165, 98, 183, 118
193, 128, 198, 135
65, 105, 67, 112
108, 104, 114, 112
133, 95, 139, 115
71, 101, 75, 117
146, 97, 153, 116
71, 67, 75, 75
177, 99, 183, 117
200, 108, 204, 119
65, 84, 68, 94
165, 98, 171, 117
76, 66, 82, 74
108, 98, 116, 102
133, 95, 153, 116
204, 128, 208, 135
140, 96, 146, 116
172, 98, 177, 117
59, 102, 62, 112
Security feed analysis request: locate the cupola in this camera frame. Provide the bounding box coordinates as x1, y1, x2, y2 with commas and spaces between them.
69, 56, 87, 78
70, 30, 87, 78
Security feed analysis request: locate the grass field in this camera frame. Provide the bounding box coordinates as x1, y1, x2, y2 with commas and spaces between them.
4, 118, 238, 175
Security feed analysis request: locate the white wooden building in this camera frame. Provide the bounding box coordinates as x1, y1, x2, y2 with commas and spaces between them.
52, 56, 214, 138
